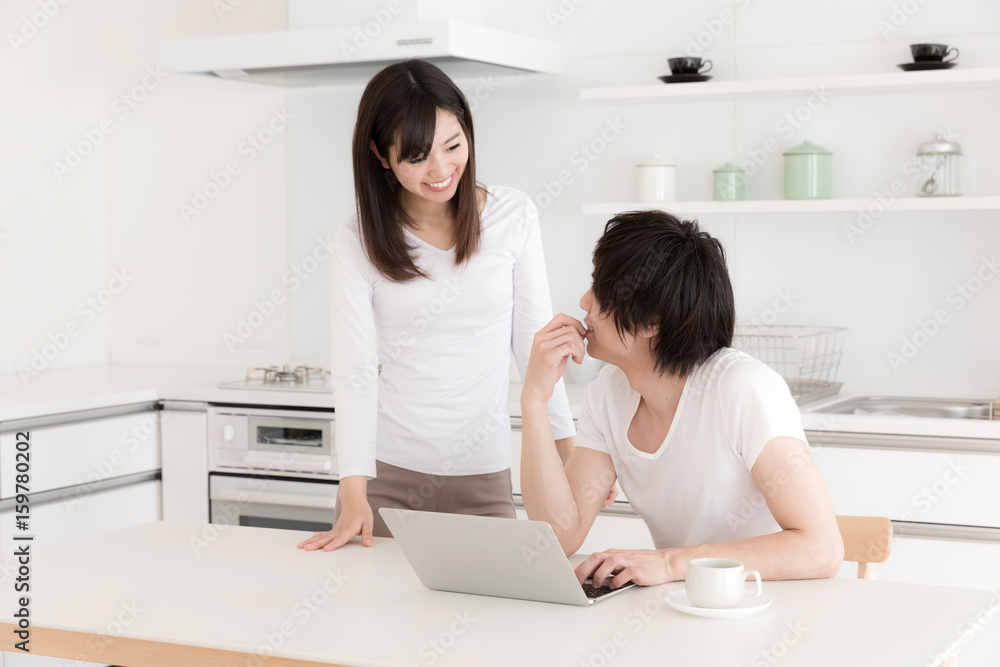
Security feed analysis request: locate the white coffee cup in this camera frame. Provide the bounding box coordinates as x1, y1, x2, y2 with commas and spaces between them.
685, 558, 763, 609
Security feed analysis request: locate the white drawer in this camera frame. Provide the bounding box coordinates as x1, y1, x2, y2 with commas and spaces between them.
812, 445, 1000, 528
0, 480, 161, 556
0, 412, 160, 499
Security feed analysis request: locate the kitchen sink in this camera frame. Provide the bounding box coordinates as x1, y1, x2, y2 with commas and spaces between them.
815, 395, 994, 420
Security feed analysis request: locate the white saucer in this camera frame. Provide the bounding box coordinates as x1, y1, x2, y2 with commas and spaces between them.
664, 589, 773, 618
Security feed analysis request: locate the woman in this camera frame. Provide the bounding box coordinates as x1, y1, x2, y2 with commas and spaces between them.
519, 210, 844, 587
298, 59, 576, 551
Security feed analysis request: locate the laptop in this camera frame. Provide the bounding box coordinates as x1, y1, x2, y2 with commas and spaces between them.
379, 508, 637, 606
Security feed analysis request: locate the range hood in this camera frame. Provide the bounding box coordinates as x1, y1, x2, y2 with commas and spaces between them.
158, 20, 560, 87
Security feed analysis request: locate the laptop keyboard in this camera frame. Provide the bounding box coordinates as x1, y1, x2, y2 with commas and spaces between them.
582, 580, 633, 599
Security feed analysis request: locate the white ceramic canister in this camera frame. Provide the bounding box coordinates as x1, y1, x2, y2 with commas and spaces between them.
637, 155, 676, 202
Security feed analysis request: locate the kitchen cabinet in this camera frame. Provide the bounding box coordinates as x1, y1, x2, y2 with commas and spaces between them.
810, 438, 1000, 528
0, 480, 161, 555
0, 407, 159, 499
160, 401, 209, 523
0, 480, 160, 667
0, 404, 163, 666
808, 429, 1000, 590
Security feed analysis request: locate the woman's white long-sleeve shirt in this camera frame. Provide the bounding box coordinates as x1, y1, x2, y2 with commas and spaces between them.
330, 185, 576, 479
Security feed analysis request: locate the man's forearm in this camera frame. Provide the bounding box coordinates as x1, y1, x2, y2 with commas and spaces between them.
664, 527, 843, 582
520, 402, 584, 550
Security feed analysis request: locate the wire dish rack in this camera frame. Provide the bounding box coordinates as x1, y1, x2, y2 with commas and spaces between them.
732, 325, 847, 404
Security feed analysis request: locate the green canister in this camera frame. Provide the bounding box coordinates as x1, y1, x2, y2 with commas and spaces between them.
783, 140, 832, 200
712, 162, 745, 201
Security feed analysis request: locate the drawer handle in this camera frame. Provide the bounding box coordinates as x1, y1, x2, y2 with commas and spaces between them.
212, 488, 337, 510
242, 455, 331, 472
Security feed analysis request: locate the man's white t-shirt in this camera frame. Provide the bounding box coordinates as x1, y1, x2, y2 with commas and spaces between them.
330, 185, 575, 479
575, 348, 807, 549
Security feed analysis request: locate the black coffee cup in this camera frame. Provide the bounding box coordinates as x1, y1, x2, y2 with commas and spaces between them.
668, 57, 713, 75
910, 43, 959, 62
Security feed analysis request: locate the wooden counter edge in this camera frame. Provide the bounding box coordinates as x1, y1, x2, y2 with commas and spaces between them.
0, 623, 348, 667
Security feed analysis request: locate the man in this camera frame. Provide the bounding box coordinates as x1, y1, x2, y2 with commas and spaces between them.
519, 210, 844, 588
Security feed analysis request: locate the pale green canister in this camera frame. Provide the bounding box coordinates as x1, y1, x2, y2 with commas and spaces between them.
783, 140, 832, 200
712, 162, 745, 201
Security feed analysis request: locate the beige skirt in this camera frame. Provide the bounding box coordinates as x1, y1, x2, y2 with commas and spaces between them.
335, 459, 516, 538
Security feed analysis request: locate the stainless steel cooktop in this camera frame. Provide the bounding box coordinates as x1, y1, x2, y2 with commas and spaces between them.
218, 365, 332, 394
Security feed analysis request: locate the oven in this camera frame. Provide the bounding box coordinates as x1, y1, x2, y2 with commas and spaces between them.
209, 474, 337, 533
207, 405, 338, 532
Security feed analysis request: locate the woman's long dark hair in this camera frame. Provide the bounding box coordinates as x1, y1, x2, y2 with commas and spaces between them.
352, 59, 482, 282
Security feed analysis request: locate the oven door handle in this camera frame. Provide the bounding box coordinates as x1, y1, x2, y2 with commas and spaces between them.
212, 488, 338, 510
241, 455, 332, 472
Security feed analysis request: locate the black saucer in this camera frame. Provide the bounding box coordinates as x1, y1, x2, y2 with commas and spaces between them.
897, 61, 957, 71
659, 74, 713, 84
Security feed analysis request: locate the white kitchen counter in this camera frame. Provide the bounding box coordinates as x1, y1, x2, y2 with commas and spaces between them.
1, 521, 997, 666
0, 365, 336, 423
0, 364, 563, 424
2, 364, 998, 443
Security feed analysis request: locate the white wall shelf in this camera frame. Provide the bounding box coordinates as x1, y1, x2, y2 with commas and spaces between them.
579, 67, 1000, 102
581, 196, 1000, 216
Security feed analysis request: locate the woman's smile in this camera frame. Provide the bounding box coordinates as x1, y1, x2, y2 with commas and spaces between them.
424, 172, 455, 192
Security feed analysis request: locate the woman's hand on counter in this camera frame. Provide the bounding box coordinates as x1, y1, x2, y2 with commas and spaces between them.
297, 476, 374, 551
521, 314, 587, 409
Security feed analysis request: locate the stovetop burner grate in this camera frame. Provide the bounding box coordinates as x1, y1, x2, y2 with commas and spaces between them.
246, 365, 326, 384
218, 365, 332, 393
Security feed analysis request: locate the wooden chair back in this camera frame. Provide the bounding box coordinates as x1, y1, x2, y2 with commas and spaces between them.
836, 515, 892, 580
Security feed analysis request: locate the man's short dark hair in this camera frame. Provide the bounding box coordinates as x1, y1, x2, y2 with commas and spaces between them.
591, 210, 735, 377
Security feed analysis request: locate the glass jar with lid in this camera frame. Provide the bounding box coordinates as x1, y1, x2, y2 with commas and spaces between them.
916, 134, 962, 197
